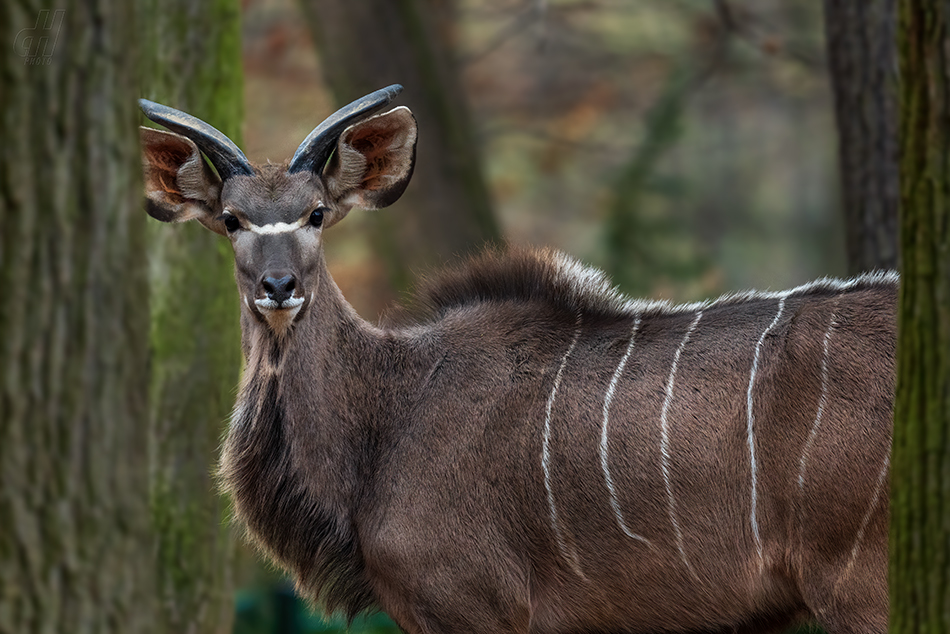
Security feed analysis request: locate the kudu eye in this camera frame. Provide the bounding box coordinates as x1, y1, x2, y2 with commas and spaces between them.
224, 214, 241, 233
309, 207, 326, 228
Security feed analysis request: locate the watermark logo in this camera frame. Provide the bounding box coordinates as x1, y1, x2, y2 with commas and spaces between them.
14, 10, 65, 66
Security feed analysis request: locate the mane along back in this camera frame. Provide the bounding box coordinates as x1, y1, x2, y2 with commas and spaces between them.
389, 246, 899, 327
391, 247, 641, 325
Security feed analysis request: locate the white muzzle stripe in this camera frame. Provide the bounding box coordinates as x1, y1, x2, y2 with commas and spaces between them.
255, 296, 305, 311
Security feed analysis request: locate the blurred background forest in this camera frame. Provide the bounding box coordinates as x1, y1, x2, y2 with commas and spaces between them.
4, 0, 914, 633
245, 0, 843, 320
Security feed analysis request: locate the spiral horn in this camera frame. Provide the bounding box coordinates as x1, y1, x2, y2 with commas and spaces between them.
287, 84, 403, 175
139, 99, 254, 180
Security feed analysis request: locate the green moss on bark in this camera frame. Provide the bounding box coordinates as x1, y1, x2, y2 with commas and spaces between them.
891, 2, 950, 632
1, 1, 155, 631
137, 0, 244, 631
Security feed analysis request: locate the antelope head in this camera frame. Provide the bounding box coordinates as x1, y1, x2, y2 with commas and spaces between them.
138, 85, 417, 337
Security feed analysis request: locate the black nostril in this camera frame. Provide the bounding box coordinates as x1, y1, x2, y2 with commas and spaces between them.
261, 274, 296, 304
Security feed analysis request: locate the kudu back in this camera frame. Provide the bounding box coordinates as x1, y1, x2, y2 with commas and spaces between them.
140, 85, 895, 634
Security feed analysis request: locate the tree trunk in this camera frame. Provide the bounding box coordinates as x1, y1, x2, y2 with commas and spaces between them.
823, 0, 899, 274
138, 0, 244, 631
890, 2, 950, 632
605, 63, 694, 296
0, 2, 156, 632
299, 0, 500, 296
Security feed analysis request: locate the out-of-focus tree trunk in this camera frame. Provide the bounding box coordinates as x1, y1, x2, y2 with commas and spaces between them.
890, 2, 950, 633
0, 2, 156, 632
605, 64, 693, 296
138, 0, 244, 631
823, 0, 899, 274
299, 0, 500, 297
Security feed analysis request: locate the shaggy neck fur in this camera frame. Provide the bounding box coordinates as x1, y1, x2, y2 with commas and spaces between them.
220, 257, 386, 618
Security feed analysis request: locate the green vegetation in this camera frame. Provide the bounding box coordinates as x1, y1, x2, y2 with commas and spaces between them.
235, 581, 402, 634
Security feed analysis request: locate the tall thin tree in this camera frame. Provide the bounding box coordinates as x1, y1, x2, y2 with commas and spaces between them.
823, 0, 899, 274
299, 0, 500, 297
890, 2, 950, 632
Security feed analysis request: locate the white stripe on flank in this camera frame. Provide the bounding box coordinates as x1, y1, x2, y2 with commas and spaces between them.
835, 454, 890, 590
746, 297, 786, 571
798, 309, 838, 495
541, 313, 585, 577
660, 311, 703, 578
600, 317, 651, 546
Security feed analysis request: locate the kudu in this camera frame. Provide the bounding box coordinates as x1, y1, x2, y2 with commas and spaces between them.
139, 85, 895, 634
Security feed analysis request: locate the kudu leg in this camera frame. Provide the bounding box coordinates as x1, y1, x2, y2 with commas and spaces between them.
798, 511, 888, 633
373, 583, 532, 634
804, 567, 888, 634
364, 539, 532, 634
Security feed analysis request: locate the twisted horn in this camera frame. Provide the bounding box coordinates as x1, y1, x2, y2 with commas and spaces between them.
288, 84, 403, 174
139, 99, 254, 180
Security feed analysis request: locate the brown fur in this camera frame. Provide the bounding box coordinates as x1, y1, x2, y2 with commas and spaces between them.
141, 99, 896, 634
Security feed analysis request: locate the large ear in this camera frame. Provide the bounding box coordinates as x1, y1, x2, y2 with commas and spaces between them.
140, 127, 224, 233
323, 106, 417, 212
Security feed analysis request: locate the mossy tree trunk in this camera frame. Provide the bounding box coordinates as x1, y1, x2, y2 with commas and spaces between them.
137, 0, 244, 631
0, 1, 155, 632
823, 0, 899, 275
890, 1, 950, 632
299, 0, 500, 296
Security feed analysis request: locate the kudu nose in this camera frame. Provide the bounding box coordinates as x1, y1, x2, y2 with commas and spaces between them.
261, 273, 296, 305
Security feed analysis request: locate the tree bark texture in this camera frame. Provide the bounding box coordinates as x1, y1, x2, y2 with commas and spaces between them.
299, 0, 500, 294
0, 2, 155, 632
824, 0, 900, 275
891, 2, 950, 632
138, 0, 244, 631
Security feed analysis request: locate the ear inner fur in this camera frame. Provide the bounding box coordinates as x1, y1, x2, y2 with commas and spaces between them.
324, 107, 417, 210
140, 127, 222, 224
